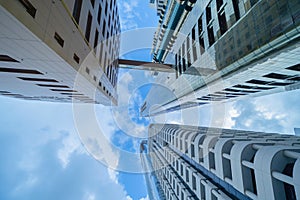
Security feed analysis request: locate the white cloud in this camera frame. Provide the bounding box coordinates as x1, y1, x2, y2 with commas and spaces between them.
13, 174, 38, 194
108, 168, 119, 184
110, 71, 150, 139
57, 131, 86, 169
118, 0, 140, 31
225, 90, 300, 133
139, 195, 149, 200
126, 196, 133, 200
84, 192, 96, 200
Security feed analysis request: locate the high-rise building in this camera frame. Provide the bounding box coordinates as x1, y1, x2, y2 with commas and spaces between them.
140, 140, 165, 200
0, 0, 120, 105
143, 123, 300, 200
142, 0, 300, 116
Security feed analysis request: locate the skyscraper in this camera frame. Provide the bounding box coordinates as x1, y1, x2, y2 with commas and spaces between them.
142, 123, 300, 200
0, 0, 120, 105
142, 0, 300, 116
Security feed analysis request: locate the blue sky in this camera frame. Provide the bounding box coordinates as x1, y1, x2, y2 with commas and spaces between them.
1, 0, 300, 200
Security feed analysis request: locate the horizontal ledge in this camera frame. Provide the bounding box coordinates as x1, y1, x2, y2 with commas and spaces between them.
117, 59, 174, 72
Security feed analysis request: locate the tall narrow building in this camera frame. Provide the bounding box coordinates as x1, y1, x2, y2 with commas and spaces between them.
142, 0, 300, 116
142, 124, 300, 200
0, 0, 120, 105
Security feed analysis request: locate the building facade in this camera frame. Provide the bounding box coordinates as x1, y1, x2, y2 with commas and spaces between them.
142, 0, 300, 116
0, 0, 120, 105
144, 123, 300, 200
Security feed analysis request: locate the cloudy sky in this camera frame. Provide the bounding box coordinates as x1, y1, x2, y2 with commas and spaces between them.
1, 0, 300, 200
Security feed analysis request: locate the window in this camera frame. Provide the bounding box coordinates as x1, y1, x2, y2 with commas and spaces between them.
191, 144, 195, 157
99, 43, 103, 63
199, 36, 205, 54
192, 26, 196, 42
102, 20, 106, 37
255, 86, 275, 90
186, 169, 189, 182
94, 29, 99, 49
180, 164, 183, 176
232, 0, 240, 21
250, 168, 257, 194
54, 32, 64, 47
200, 183, 205, 199
224, 88, 241, 92
53, 89, 75, 93
105, 1, 108, 15
223, 158, 232, 179
286, 63, 300, 72
207, 26, 215, 46
264, 73, 292, 80
85, 67, 90, 74
283, 163, 297, 199
289, 77, 300, 81
18, 0, 37, 18
206, 4, 212, 24
218, 10, 227, 35
72, 0, 83, 24
269, 82, 292, 86
0, 91, 10, 94
182, 58, 186, 72
216, 0, 223, 10
37, 84, 69, 88
187, 53, 192, 68
246, 79, 272, 85
192, 44, 197, 61
85, 12, 92, 42
198, 16, 203, 34
192, 175, 196, 190
73, 53, 80, 64
0, 55, 19, 62
0, 67, 42, 74
240, 90, 259, 93
18, 77, 58, 82
108, 15, 111, 27
209, 152, 216, 169
233, 84, 256, 89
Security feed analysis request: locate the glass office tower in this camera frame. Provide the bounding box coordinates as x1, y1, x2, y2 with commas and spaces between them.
143, 123, 300, 200
0, 0, 120, 105
142, 0, 300, 116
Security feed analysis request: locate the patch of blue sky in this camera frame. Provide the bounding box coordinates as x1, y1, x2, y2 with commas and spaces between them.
0, 97, 136, 200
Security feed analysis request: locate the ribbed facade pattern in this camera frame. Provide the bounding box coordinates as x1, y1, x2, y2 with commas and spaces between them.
147, 124, 300, 200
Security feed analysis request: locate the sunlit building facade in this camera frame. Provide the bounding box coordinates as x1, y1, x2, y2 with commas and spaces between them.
0, 0, 120, 105
145, 123, 300, 200
143, 0, 300, 116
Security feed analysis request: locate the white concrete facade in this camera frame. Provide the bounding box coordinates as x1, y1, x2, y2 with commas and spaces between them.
0, 0, 120, 105
148, 124, 300, 200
